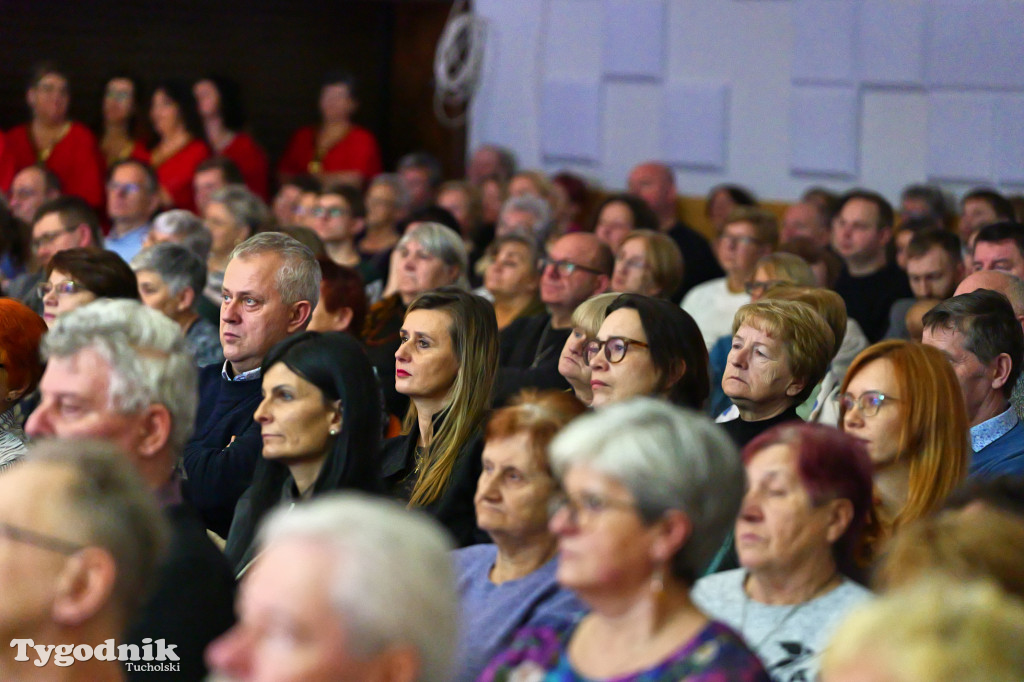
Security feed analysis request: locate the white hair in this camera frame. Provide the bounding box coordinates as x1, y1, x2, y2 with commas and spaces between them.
397, 222, 469, 290
549, 397, 744, 583
258, 493, 457, 682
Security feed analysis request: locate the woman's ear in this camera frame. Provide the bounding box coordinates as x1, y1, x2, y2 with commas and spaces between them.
650, 508, 692, 564
328, 399, 343, 434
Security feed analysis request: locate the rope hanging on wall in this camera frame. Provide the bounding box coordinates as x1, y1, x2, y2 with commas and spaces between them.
433, 0, 486, 128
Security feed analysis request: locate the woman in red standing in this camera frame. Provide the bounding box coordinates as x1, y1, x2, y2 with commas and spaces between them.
149, 80, 210, 212
193, 75, 269, 201
277, 70, 382, 189
98, 73, 150, 169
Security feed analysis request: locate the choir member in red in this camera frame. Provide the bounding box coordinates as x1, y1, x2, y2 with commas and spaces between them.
149, 80, 210, 213
193, 75, 269, 201
277, 70, 382, 189
98, 74, 150, 169
5, 63, 105, 211
0, 131, 14, 194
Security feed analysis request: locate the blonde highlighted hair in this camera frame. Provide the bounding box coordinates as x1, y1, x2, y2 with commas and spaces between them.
619, 230, 684, 298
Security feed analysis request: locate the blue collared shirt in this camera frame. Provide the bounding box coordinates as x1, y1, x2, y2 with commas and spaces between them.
221, 361, 261, 383
970, 405, 1018, 453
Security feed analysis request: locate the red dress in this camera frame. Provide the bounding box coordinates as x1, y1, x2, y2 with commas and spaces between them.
277, 124, 382, 184
154, 139, 211, 213
0, 131, 14, 194
222, 133, 269, 201
5, 122, 105, 211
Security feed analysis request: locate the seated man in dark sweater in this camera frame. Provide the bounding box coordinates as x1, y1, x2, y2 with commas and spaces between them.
495, 232, 611, 405
25, 300, 236, 682
831, 189, 912, 342
183, 232, 319, 536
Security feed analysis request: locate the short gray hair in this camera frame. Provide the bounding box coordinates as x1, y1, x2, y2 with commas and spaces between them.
549, 398, 744, 584
211, 184, 272, 236
150, 209, 212, 261
27, 439, 170, 622
131, 243, 207, 301
500, 194, 552, 238
41, 300, 198, 455
258, 493, 456, 682
370, 173, 411, 211
229, 232, 322, 308
397, 222, 469, 290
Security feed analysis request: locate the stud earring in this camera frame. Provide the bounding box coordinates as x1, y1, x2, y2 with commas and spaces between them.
329, 428, 339, 436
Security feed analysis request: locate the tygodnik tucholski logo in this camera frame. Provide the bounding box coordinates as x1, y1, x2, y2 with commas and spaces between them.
10, 638, 181, 672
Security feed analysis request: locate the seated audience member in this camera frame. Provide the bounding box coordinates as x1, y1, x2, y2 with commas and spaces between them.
192, 156, 245, 215
801, 186, 838, 221
8, 195, 103, 314
143, 209, 212, 258
270, 173, 319, 227
25, 300, 236, 681
557, 292, 619, 406
360, 172, 410, 259
437, 179, 489, 264
482, 399, 767, 681
308, 257, 367, 334
780, 200, 830, 248
380, 288, 498, 546
886, 229, 964, 339
494, 232, 612, 405
508, 169, 554, 203
719, 300, 833, 447
591, 192, 659, 251
131, 243, 224, 367
453, 390, 587, 682
0, 441, 168, 679
588, 293, 709, 410
277, 70, 383, 188
97, 73, 149, 168
905, 298, 941, 341
225, 332, 381, 573
627, 161, 724, 299
207, 494, 458, 682
148, 79, 211, 212
959, 187, 1015, 245
922, 290, 1024, 476
0, 299, 46, 470
693, 423, 874, 681
5, 62, 105, 211
41, 247, 138, 325
479, 175, 507, 228
840, 340, 969, 534
104, 158, 160, 262
707, 183, 758, 233
311, 183, 366, 275
184, 233, 319, 537
777, 236, 843, 289
193, 76, 269, 199
468, 143, 517, 187
202, 184, 271, 305
820, 578, 1024, 682
495, 193, 551, 243
550, 171, 590, 235
8, 163, 60, 224
831, 189, 912, 343
892, 215, 941, 270
899, 182, 951, 224
874, 505, 1024, 600
483, 234, 543, 329
682, 207, 778, 350
397, 151, 443, 211
971, 220, 1024, 279
610, 229, 684, 298
0, 201, 31, 284
362, 222, 468, 418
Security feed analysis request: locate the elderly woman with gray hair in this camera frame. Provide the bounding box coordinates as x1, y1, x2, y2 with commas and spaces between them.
201, 184, 272, 305
481, 399, 769, 681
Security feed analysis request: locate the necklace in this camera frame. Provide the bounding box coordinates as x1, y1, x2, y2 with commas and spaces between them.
738, 571, 838, 649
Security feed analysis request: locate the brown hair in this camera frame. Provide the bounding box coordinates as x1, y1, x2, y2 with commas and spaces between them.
485, 390, 586, 468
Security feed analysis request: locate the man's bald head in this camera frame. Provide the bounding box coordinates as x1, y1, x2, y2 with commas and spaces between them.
954, 270, 1024, 317
628, 162, 677, 226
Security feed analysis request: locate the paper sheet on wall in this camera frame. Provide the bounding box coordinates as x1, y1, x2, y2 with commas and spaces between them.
858, 0, 925, 86
602, 0, 666, 80
792, 0, 858, 84
789, 85, 859, 177
994, 95, 1024, 185
925, 0, 1024, 89
540, 79, 602, 162
926, 93, 994, 183
661, 83, 729, 171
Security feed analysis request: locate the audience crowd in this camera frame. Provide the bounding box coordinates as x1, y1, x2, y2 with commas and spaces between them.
1, 60, 1023, 681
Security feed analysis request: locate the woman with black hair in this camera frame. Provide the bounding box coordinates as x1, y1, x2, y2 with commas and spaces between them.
149, 79, 210, 212
98, 73, 149, 168
224, 331, 382, 574
193, 75, 269, 200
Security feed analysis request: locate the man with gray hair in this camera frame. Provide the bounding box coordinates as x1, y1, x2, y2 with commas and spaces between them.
24, 300, 236, 680
496, 193, 552, 243
0, 440, 169, 680
183, 231, 320, 537
206, 493, 458, 682
397, 151, 443, 212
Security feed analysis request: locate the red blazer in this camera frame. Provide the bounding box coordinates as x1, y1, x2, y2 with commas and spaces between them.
5, 121, 105, 211
222, 133, 269, 200
155, 139, 211, 213
277, 124, 382, 183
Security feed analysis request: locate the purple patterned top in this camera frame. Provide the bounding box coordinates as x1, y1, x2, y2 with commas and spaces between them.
478, 619, 769, 681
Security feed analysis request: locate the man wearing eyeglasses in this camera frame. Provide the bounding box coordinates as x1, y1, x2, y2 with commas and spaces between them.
494, 232, 612, 405
105, 159, 160, 263
0, 440, 169, 679
311, 184, 366, 270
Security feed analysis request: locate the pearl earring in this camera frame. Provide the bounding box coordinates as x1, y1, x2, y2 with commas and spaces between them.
329, 428, 339, 436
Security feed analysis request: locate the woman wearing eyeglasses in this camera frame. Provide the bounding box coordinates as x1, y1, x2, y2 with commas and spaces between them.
587, 293, 709, 410
557, 292, 619, 406
839, 340, 969, 534
40, 247, 138, 324
481, 399, 769, 681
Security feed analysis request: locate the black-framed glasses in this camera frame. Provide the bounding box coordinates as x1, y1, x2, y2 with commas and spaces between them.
31, 226, 75, 251
835, 391, 899, 417
548, 491, 638, 526
36, 280, 81, 298
537, 257, 603, 277
584, 336, 650, 364
0, 521, 84, 555
310, 206, 350, 219
744, 279, 788, 296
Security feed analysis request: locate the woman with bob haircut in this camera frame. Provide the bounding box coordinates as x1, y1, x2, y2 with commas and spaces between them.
591, 193, 660, 251
481, 398, 768, 681
588, 293, 709, 410
224, 331, 381, 573
378, 286, 499, 546
557, 292, 619, 405
839, 340, 969, 533
453, 389, 587, 682
41, 247, 139, 325
148, 79, 210, 212
611, 229, 685, 299
693, 422, 876, 681
720, 300, 834, 447
0, 298, 47, 470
